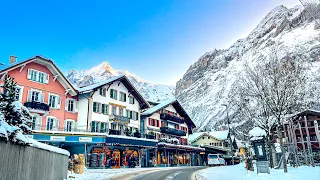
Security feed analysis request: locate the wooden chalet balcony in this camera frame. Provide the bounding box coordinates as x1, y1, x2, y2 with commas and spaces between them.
109, 115, 130, 124
160, 113, 184, 124
160, 126, 186, 136
24, 101, 49, 112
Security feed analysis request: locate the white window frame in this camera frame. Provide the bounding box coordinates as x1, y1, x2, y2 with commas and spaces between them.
65, 98, 78, 113
46, 116, 59, 131
119, 91, 126, 102
27, 89, 44, 102
15, 85, 24, 102
48, 93, 61, 109
27, 69, 49, 84
64, 119, 75, 132
129, 96, 135, 104
31, 114, 42, 130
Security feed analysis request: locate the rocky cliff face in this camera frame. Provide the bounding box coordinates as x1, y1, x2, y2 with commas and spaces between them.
67, 62, 175, 102
176, 5, 320, 132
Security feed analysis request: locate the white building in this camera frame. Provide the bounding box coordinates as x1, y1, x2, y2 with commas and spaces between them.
141, 99, 196, 144
77, 75, 150, 134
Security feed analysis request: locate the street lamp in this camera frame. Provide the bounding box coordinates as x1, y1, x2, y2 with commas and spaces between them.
222, 104, 234, 165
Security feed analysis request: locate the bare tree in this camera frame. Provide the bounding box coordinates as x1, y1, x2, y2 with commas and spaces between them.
239, 46, 306, 173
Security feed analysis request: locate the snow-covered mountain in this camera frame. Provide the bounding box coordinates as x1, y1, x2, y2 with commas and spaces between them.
176, 5, 320, 132
67, 62, 175, 102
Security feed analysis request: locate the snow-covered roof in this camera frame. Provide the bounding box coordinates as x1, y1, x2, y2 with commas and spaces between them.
209, 130, 229, 140
189, 130, 230, 143
142, 98, 176, 115
249, 127, 266, 137
78, 75, 150, 109
142, 98, 196, 128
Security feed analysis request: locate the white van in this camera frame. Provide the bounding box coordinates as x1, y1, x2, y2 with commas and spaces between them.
208, 154, 225, 166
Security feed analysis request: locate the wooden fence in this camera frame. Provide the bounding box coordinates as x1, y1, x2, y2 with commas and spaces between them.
0, 141, 68, 180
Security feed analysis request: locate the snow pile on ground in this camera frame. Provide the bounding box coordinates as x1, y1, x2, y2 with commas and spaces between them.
194, 163, 320, 180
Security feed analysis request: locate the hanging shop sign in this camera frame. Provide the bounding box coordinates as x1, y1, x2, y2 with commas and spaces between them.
79, 137, 92, 142
50, 136, 65, 141
200, 152, 205, 154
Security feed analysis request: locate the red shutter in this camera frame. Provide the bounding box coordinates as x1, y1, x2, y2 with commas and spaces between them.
148, 118, 151, 125
157, 120, 160, 127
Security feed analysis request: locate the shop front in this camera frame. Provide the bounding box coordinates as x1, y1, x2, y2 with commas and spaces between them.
86, 136, 158, 168
157, 142, 205, 167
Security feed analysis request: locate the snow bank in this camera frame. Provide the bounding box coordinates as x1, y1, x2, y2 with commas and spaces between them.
249, 127, 266, 137
195, 163, 320, 180
27, 138, 70, 156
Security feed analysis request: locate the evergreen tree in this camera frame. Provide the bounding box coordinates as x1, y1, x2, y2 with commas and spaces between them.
0, 75, 32, 135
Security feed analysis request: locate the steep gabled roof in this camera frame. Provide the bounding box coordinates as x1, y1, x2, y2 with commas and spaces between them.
78, 75, 150, 109
142, 99, 196, 128
0, 56, 77, 96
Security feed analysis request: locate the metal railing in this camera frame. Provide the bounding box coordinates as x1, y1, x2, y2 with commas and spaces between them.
160, 113, 185, 124
160, 126, 186, 136
24, 101, 50, 112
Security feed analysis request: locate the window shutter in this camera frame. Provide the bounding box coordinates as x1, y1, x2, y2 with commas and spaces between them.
148, 118, 150, 125
98, 103, 101, 113
64, 120, 68, 131
74, 101, 78, 112
104, 88, 106, 96
57, 96, 61, 109
110, 89, 113, 98
54, 119, 59, 131
27, 69, 32, 79
72, 121, 75, 131
27, 90, 32, 102
124, 93, 127, 102
65, 99, 69, 111
93, 102, 97, 112
40, 93, 44, 103
133, 98, 135, 104
157, 120, 159, 127
45, 73, 49, 84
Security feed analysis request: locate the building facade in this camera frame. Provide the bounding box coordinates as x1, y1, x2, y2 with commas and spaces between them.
0, 56, 78, 132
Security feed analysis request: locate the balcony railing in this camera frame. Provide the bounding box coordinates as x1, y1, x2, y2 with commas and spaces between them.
160, 113, 184, 124
146, 134, 156, 140
110, 115, 130, 124
109, 129, 121, 135
160, 126, 186, 136
24, 101, 49, 112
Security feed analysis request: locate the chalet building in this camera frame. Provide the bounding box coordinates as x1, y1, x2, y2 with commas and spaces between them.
141, 99, 204, 167
0, 56, 78, 132
76, 75, 150, 133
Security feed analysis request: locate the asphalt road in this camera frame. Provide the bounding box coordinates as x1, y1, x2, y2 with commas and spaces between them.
131, 167, 206, 180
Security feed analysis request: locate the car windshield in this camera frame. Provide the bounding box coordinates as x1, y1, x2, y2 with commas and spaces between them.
208, 155, 218, 159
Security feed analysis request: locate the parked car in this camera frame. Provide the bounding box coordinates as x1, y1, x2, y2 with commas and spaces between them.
208, 154, 225, 166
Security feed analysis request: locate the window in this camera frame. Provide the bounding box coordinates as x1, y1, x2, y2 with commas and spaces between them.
65, 120, 74, 132
67, 99, 77, 112
93, 102, 100, 113
129, 110, 133, 119
129, 96, 135, 104
49, 94, 60, 109
27, 69, 49, 84
28, 90, 44, 102
111, 106, 117, 115
100, 122, 107, 133
174, 124, 179, 129
110, 89, 117, 100
111, 123, 116, 130
14, 86, 23, 101
99, 87, 106, 96
119, 92, 126, 102
46, 117, 58, 131
91, 121, 99, 132
101, 104, 109, 115
31, 115, 41, 130
119, 108, 124, 116
126, 110, 130, 117
135, 112, 139, 120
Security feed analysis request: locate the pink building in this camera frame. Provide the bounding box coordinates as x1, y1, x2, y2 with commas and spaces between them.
0, 56, 78, 132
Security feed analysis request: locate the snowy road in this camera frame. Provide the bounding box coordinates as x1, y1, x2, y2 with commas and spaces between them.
127, 166, 206, 180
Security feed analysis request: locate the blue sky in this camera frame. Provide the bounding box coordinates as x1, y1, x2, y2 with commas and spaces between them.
0, 0, 300, 85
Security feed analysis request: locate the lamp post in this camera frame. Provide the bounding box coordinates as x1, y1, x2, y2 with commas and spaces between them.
222, 104, 234, 165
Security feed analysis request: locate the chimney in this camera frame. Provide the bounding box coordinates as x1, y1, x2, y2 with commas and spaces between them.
9, 56, 17, 64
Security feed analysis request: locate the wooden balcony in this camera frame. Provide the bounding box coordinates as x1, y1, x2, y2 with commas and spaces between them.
160, 126, 186, 136
160, 113, 184, 124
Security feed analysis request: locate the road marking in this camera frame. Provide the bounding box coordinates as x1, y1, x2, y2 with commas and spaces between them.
165, 171, 181, 180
